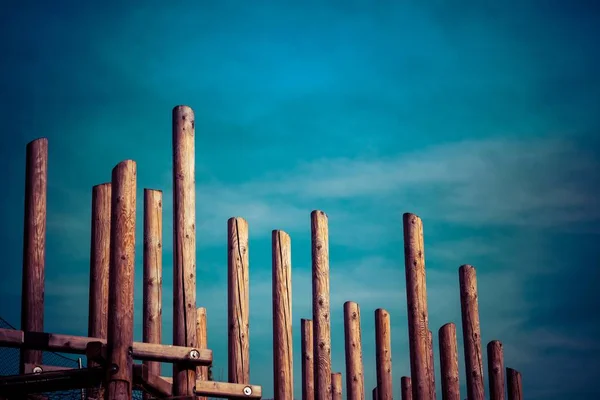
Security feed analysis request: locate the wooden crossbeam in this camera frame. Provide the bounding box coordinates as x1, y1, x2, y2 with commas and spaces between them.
132, 365, 262, 399
0, 328, 211, 365
0, 367, 103, 396
23, 363, 74, 374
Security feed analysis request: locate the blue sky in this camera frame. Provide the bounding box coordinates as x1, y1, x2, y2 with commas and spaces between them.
1, 1, 599, 399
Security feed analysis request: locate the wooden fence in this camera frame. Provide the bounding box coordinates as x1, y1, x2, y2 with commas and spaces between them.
0, 105, 523, 400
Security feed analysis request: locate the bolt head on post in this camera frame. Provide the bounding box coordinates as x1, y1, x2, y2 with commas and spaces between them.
243, 386, 252, 396
189, 349, 200, 359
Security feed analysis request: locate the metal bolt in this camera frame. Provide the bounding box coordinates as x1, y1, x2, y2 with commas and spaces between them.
243, 386, 252, 396
189, 349, 200, 359
32, 366, 43, 374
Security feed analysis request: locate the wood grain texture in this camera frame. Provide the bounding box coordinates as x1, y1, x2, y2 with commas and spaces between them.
301, 319, 315, 400
331, 373, 342, 400
228, 217, 250, 384
107, 160, 137, 400
428, 330, 437, 400
87, 183, 111, 400
487, 341, 505, 400
20, 138, 48, 374
143, 189, 163, 396
401, 377, 412, 400
272, 230, 293, 399
196, 307, 208, 400
459, 265, 485, 400
506, 368, 522, 400
439, 323, 460, 400
172, 105, 198, 395
311, 210, 332, 400
403, 213, 434, 400
343, 301, 364, 400
375, 309, 392, 400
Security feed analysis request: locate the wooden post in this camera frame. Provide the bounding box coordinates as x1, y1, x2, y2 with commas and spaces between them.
143, 189, 163, 400
403, 213, 433, 400
301, 319, 315, 400
372, 387, 378, 400
506, 368, 522, 400
87, 183, 111, 400
375, 308, 392, 400
196, 307, 208, 400
272, 230, 293, 399
439, 323, 460, 400
487, 341, 505, 400
20, 138, 48, 374
228, 217, 250, 385
459, 265, 484, 400
311, 210, 332, 400
401, 377, 412, 400
343, 301, 364, 400
172, 105, 198, 396
331, 373, 342, 400
106, 160, 137, 400
428, 330, 436, 399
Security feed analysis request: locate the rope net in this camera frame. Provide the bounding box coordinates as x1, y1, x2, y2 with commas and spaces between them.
0, 317, 144, 400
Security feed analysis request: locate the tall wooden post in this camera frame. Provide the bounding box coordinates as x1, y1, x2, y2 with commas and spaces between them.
487, 341, 505, 400
439, 323, 460, 400
459, 265, 484, 400
87, 183, 111, 400
401, 377, 412, 400
403, 213, 433, 400
228, 217, 250, 385
375, 308, 392, 400
331, 373, 342, 400
301, 319, 315, 400
343, 301, 364, 400
20, 138, 48, 374
272, 230, 293, 399
196, 307, 208, 400
506, 368, 522, 400
172, 105, 198, 396
106, 160, 137, 400
143, 189, 163, 400
311, 210, 332, 400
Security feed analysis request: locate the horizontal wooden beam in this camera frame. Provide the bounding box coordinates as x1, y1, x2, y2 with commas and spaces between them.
0, 328, 212, 365
161, 375, 262, 398
23, 363, 74, 374
0, 367, 103, 396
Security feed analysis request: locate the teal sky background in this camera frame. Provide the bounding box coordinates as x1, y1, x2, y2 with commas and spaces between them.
1, 1, 599, 399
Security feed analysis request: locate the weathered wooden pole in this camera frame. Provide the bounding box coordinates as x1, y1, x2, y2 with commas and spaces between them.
331, 373, 343, 400
301, 318, 315, 400
228, 217, 250, 385
459, 265, 484, 400
438, 323, 460, 400
428, 330, 436, 399
372, 387, 378, 400
343, 301, 364, 400
20, 138, 48, 374
311, 210, 332, 400
403, 213, 434, 400
106, 160, 137, 400
272, 230, 293, 399
506, 368, 522, 400
87, 183, 111, 400
142, 189, 163, 400
172, 105, 198, 396
487, 341, 505, 400
196, 307, 208, 400
401, 377, 412, 400
375, 308, 392, 400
